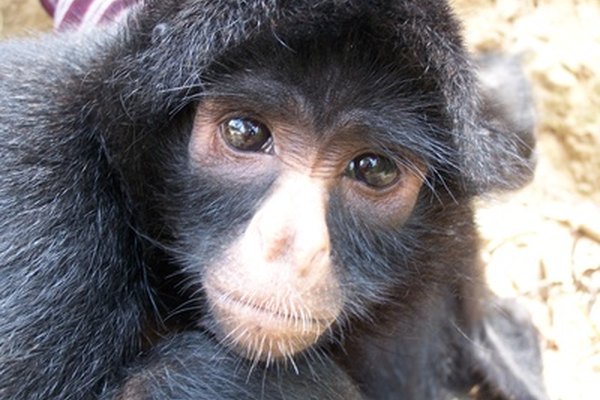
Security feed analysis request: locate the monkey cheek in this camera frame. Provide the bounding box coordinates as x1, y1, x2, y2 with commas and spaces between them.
204, 283, 340, 361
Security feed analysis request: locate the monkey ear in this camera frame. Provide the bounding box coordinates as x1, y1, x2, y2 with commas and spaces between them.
467, 298, 549, 400
457, 54, 537, 195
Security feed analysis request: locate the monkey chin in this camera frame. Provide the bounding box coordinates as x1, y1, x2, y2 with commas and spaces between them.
204, 282, 338, 362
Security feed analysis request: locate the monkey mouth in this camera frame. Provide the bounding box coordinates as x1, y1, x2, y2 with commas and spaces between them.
205, 282, 332, 327
203, 280, 336, 360
230, 295, 310, 322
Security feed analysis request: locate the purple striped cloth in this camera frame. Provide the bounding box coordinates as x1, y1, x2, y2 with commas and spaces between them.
40, 0, 140, 31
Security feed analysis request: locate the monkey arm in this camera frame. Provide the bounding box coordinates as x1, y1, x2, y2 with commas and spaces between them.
0, 32, 147, 399
104, 332, 364, 400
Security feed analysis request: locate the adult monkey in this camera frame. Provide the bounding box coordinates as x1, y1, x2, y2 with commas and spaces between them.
0, 1, 547, 399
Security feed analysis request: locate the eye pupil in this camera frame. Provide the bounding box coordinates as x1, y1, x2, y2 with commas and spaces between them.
221, 117, 271, 152
346, 153, 399, 188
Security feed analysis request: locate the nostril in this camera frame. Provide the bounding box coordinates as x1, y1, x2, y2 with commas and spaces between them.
296, 246, 331, 279
261, 227, 293, 262
310, 247, 329, 266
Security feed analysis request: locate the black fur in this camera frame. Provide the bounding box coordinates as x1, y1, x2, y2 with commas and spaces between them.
0, 1, 544, 399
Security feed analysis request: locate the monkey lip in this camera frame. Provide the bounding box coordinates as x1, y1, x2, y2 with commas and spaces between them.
203, 280, 337, 359
205, 282, 333, 327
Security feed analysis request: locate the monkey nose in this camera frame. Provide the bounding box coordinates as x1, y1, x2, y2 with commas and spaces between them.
246, 173, 331, 277
258, 219, 331, 282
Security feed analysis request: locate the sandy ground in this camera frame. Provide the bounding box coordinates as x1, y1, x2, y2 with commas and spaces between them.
1, 1, 599, 399
453, 1, 600, 399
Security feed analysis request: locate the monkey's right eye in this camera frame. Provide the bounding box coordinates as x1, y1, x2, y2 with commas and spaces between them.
220, 117, 272, 152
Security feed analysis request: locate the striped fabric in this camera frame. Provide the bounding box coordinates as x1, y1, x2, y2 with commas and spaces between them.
40, 0, 140, 30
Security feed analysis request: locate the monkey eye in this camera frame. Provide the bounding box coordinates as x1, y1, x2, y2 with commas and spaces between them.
220, 117, 272, 152
345, 153, 399, 188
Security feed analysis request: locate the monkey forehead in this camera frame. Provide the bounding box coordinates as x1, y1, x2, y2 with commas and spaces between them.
132, 1, 478, 135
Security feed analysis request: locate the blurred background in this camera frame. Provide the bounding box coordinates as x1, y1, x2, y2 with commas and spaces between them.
1, 0, 598, 398
453, 1, 600, 399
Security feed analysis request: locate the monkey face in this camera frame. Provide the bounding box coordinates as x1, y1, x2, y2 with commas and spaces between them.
158, 33, 452, 363
186, 88, 427, 361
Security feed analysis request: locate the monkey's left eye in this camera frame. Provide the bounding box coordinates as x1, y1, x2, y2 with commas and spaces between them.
345, 153, 399, 188
220, 117, 272, 152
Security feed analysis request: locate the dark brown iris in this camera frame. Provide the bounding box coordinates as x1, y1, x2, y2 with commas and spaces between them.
346, 153, 399, 188
220, 117, 272, 152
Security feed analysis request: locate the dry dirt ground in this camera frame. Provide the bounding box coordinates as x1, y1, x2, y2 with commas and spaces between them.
1, 1, 599, 399
453, 1, 600, 399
